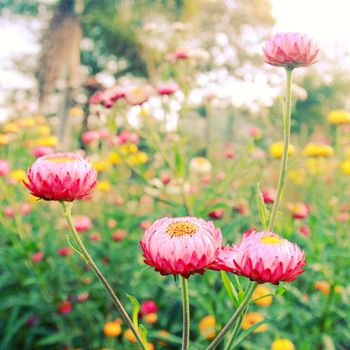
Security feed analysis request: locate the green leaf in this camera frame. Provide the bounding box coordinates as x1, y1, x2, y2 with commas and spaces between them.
275, 285, 287, 295
230, 317, 275, 348
256, 184, 269, 229
221, 271, 238, 306
173, 143, 184, 177
139, 324, 149, 348
126, 294, 140, 329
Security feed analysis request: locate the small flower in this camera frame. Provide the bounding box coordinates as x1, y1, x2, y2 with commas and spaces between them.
157, 82, 179, 95
112, 229, 127, 241
58, 247, 73, 257
124, 85, 153, 105
253, 285, 273, 306
81, 130, 100, 145
327, 109, 350, 125
341, 160, 350, 175
0, 160, 11, 176
32, 146, 54, 158
140, 217, 222, 278
58, 300, 72, 314
270, 142, 295, 158
124, 328, 136, 343
299, 225, 311, 237
24, 153, 97, 202
103, 319, 122, 337
32, 251, 45, 263
241, 312, 268, 332
315, 281, 330, 295
271, 339, 295, 350
199, 315, 216, 340
96, 180, 112, 192
208, 208, 224, 220
77, 292, 89, 303
303, 143, 334, 157
289, 202, 311, 220
263, 32, 319, 69
189, 157, 212, 175
261, 188, 276, 204
144, 313, 158, 324
71, 215, 92, 233
10, 169, 27, 183
213, 231, 305, 284
140, 300, 158, 316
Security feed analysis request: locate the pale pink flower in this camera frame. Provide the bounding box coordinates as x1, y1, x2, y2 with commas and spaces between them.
32, 251, 44, 263
32, 146, 54, 158
81, 130, 100, 145
212, 231, 305, 284
140, 217, 222, 278
261, 188, 276, 204
24, 153, 97, 202
71, 215, 92, 233
157, 82, 179, 95
0, 160, 11, 176
263, 32, 319, 68
124, 85, 153, 105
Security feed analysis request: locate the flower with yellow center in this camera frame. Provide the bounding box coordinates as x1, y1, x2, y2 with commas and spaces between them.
96, 180, 112, 192
327, 109, 350, 125
103, 319, 122, 337
199, 315, 216, 340
107, 152, 121, 165
253, 285, 273, 307
271, 339, 295, 350
241, 312, 268, 332
36, 136, 58, 147
10, 169, 27, 183
189, 157, 212, 175
270, 142, 295, 158
341, 160, 350, 175
303, 143, 334, 157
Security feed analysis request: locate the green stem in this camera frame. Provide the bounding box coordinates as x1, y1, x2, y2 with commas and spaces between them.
268, 68, 294, 231
60, 201, 147, 350
205, 282, 257, 350
181, 277, 190, 350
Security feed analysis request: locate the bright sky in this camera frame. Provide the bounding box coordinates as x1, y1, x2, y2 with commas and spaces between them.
270, 0, 350, 55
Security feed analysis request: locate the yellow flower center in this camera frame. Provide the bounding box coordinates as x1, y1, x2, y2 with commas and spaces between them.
47, 156, 75, 163
166, 221, 198, 237
260, 235, 283, 245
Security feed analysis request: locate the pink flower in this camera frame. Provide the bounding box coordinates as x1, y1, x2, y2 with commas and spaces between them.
20, 202, 32, 216
0, 160, 11, 176
263, 32, 319, 69
89, 232, 101, 241
208, 208, 224, 220
32, 146, 54, 158
112, 229, 127, 241
58, 300, 72, 314
140, 217, 222, 278
124, 85, 153, 105
117, 130, 140, 145
71, 215, 92, 232
299, 225, 311, 237
32, 251, 44, 263
4, 206, 14, 218
58, 247, 73, 257
261, 188, 276, 204
157, 82, 179, 95
24, 153, 97, 202
89, 91, 105, 105
213, 231, 305, 284
77, 292, 89, 303
81, 130, 100, 145
140, 300, 158, 316
290, 202, 311, 220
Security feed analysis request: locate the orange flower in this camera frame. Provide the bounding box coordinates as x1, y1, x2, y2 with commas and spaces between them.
124, 328, 136, 343
103, 319, 122, 337
315, 281, 330, 295
253, 285, 273, 307
241, 312, 268, 332
199, 315, 216, 340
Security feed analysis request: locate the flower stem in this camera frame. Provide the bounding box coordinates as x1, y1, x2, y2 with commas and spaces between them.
60, 201, 147, 350
268, 68, 294, 231
205, 282, 257, 350
181, 276, 190, 350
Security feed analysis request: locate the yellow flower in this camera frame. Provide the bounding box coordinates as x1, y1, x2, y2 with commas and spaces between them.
270, 142, 295, 158
0, 134, 11, 145
103, 319, 122, 337
10, 169, 27, 183
307, 158, 327, 175
199, 315, 216, 340
346, 147, 350, 159
127, 152, 149, 166
144, 313, 158, 324
288, 169, 305, 185
341, 160, 350, 175
93, 161, 108, 173
69, 107, 84, 118
253, 285, 273, 307
124, 328, 136, 343
241, 312, 268, 332
35, 115, 46, 124
36, 125, 52, 136
3, 123, 20, 134
108, 152, 121, 165
327, 109, 350, 125
271, 339, 295, 350
120, 144, 138, 155
96, 180, 112, 192
36, 136, 58, 147
303, 143, 334, 157
17, 117, 36, 128
315, 281, 330, 295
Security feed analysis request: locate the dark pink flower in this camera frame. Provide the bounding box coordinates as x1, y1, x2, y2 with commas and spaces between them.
32, 251, 44, 263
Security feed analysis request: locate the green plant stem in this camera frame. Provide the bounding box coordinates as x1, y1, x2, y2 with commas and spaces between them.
206, 282, 257, 350
181, 277, 190, 350
268, 68, 294, 231
60, 201, 147, 350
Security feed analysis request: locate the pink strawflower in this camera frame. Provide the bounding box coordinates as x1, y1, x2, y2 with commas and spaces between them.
157, 82, 179, 95
58, 247, 73, 257
117, 130, 140, 145
81, 130, 100, 145
24, 153, 97, 202
208, 208, 224, 220
0, 160, 11, 176
261, 188, 276, 204
71, 215, 92, 233
213, 231, 305, 284
124, 85, 153, 105
32, 146, 54, 158
140, 300, 158, 316
263, 32, 319, 69
140, 217, 222, 278
32, 251, 44, 263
